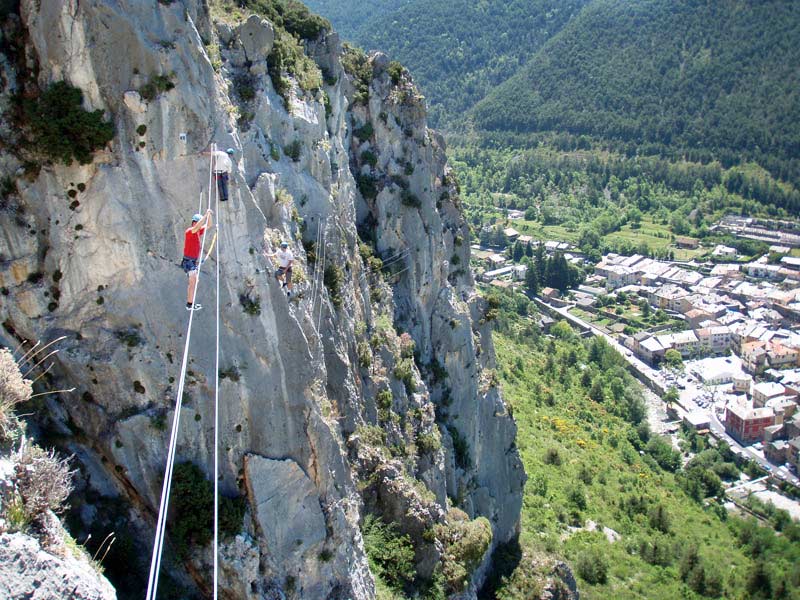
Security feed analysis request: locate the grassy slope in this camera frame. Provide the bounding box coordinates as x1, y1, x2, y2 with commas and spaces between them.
492, 329, 753, 599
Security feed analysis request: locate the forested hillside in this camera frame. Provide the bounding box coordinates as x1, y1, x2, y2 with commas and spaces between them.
306, 0, 589, 127
302, 0, 410, 38
473, 0, 800, 186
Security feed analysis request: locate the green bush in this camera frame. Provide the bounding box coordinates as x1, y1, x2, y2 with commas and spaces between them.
437, 510, 492, 593
266, 28, 322, 107
323, 264, 343, 308
239, 292, 261, 316
21, 81, 115, 165
242, 0, 329, 40
387, 61, 404, 85
341, 43, 372, 105
357, 340, 372, 368
417, 430, 442, 455
376, 389, 393, 410
355, 424, 386, 447
353, 122, 374, 140
393, 358, 416, 395
361, 514, 416, 592
169, 462, 245, 558
138, 74, 175, 102
360, 149, 378, 167
233, 73, 257, 101
447, 425, 471, 470
646, 436, 681, 472
401, 190, 421, 208
356, 174, 378, 200
576, 547, 609, 585
283, 139, 302, 162
322, 90, 332, 118
270, 143, 280, 161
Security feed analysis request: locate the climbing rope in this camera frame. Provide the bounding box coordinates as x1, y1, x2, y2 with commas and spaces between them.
316, 227, 327, 337
212, 143, 221, 600
145, 144, 217, 600
309, 220, 323, 318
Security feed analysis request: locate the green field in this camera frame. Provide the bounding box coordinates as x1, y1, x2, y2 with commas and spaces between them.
604, 218, 706, 261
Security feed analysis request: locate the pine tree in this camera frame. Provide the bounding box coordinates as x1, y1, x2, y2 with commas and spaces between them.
525, 262, 539, 297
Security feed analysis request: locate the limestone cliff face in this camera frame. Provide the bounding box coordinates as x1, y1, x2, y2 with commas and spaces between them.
0, 1, 524, 598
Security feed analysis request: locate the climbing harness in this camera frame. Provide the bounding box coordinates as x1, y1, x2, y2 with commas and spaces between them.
146, 144, 222, 600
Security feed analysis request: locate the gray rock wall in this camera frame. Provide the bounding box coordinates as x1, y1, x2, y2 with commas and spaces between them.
0, 1, 523, 597
0, 530, 117, 600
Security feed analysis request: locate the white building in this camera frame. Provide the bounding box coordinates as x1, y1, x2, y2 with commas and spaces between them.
753, 382, 786, 407
712, 245, 737, 260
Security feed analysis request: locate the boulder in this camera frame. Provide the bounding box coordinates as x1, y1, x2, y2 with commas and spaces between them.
244, 455, 326, 567
0, 532, 116, 600
236, 15, 274, 62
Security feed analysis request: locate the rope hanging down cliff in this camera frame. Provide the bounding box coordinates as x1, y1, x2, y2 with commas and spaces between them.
212, 146, 222, 600
145, 144, 221, 600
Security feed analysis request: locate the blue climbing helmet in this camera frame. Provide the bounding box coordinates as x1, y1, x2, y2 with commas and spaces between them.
280, 241, 289, 248
192, 213, 203, 222
226, 148, 235, 155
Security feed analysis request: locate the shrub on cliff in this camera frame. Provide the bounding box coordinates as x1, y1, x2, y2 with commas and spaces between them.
361, 514, 416, 592
323, 264, 343, 308
436, 509, 493, 594
341, 43, 372, 105
169, 462, 246, 558
0, 348, 31, 439
20, 81, 115, 166
13, 440, 74, 524
242, 0, 329, 40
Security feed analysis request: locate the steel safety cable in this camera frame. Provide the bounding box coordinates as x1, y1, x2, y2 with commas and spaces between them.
145, 143, 216, 600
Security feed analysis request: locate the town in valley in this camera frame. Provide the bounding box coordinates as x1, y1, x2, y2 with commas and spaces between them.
473, 213, 800, 518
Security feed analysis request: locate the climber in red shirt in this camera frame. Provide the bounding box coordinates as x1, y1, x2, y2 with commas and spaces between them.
181, 209, 212, 311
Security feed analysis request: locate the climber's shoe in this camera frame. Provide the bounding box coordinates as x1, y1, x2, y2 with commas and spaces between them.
186, 302, 203, 311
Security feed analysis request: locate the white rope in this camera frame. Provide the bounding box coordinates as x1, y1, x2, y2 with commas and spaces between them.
212, 142, 221, 600
309, 220, 323, 318
316, 227, 327, 336
145, 143, 216, 600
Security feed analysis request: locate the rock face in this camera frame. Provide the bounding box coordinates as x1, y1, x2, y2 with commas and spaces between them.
0, 1, 524, 598
0, 531, 117, 600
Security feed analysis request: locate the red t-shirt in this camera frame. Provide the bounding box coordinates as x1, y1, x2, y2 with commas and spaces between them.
183, 226, 205, 259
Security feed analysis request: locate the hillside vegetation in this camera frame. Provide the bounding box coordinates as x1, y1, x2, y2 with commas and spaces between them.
302, 0, 410, 38
473, 0, 800, 186
482, 297, 800, 600
309, 0, 588, 127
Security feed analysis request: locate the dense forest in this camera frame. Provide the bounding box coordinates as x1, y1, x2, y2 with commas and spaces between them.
302, 0, 410, 38
450, 143, 800, 260
307, 0, 588, 127
473, 0, 800, 187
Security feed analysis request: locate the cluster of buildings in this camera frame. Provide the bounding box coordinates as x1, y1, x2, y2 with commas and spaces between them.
723, 370, 800, 474
582, 252, 800, 366
716, 216, 800, 248
471, 231, 578, 290
587, 246, 800, 471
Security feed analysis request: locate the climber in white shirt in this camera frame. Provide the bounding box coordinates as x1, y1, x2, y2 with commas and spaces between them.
266, 241, 294, 297
200, 146, 235, 201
